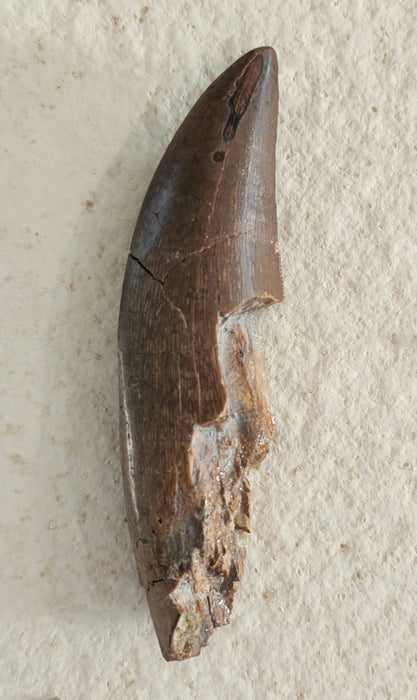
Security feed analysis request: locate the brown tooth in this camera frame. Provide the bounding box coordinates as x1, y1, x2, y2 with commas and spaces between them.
118, 46, 284, 661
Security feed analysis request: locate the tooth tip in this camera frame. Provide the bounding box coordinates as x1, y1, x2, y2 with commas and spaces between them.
243, 45, 277, 65
252, 45, 277, 56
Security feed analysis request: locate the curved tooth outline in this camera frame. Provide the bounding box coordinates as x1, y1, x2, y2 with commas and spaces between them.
118, 46, 284, 661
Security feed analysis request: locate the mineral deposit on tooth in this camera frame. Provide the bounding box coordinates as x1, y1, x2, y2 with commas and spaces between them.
118, 46, 284, 661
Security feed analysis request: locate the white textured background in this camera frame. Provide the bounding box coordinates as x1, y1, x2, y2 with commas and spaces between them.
1, 1, 417, 698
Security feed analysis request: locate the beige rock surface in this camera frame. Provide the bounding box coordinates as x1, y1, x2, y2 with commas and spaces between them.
1, 1, 417, 697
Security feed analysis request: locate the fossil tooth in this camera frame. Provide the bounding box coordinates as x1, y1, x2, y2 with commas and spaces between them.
118, 46, 284, 661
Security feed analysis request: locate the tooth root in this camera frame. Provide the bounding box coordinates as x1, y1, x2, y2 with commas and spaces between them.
118, 46, 284, 661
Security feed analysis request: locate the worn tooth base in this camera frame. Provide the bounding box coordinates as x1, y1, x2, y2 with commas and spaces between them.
141, 314, 273, 661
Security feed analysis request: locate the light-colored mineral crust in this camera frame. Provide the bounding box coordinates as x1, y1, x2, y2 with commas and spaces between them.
145, 316, 275, 660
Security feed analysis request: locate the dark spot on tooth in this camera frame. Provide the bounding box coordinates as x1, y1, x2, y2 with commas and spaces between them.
212, 150, 225, 162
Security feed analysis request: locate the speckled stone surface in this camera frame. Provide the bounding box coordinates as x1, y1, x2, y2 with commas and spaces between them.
1, 1, 417, 697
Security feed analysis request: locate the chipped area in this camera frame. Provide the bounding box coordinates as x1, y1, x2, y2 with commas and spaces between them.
155, 314, 274, 659
223, 52, 264, 141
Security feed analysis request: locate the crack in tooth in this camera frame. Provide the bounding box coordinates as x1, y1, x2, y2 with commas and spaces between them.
129, 253, 164, 285
129, 252, 188, 329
